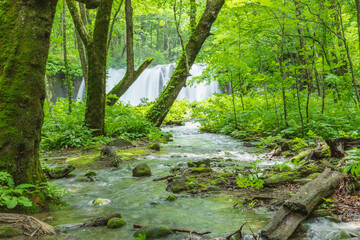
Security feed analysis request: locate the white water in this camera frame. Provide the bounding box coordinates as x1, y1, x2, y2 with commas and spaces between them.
76, 63, 221, 105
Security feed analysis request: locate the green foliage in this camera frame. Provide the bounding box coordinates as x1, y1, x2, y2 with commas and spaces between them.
135, 233, 147, 240
344, 149, 360, 178
273, 161, 293, 171
0, 172, 68, 210
236, 173, 264, 189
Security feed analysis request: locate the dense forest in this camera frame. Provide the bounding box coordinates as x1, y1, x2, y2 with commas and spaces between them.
1, 0, 360, 239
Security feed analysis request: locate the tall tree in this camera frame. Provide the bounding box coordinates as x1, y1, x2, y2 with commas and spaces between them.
67, 0, 114, 135
106, 0, 153, 106
146, 0, 225, 126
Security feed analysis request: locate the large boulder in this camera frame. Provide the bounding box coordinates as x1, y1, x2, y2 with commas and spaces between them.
100, 147, 120, 167
133, 163, 152, 177
44, 163, 75, 179
108, 138, 132, 148
107, 217, 126, 229
134, 226, 173, 239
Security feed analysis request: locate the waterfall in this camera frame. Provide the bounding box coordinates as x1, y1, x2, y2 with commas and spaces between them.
76, 63, 221, 105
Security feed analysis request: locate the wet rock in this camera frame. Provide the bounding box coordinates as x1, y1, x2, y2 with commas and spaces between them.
133, 163, 152, 177
0, 226, 23, 238
166, 195, 177, 201
310, 209, 340, 223
326, 230, 351, 239
134, 226, 173, 239
93, 198, 111, 206
44, 163, 75, 179
149, 142, 161, 151
187, 159, 210, 167
100, 147, 120, 167
107, 217, 126, 229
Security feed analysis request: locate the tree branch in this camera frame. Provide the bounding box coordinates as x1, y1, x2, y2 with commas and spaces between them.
76, 0, 101, 9
67, 0, 91, 46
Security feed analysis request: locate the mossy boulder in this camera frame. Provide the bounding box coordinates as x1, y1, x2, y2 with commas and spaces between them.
44, 163, 75, 179
166, 195, 177, 201
93, 198, 110, 206
107, 217, 126, 229
100, 147, 120, 167
108, 138, 132, 148
133, 163, 152, 177
171, 185, 181, 193
149, 142, 161, 151
0, 226, 23, 238
278, 139, 294, 151
134, 226, 173, 239
187, 159, 210, 167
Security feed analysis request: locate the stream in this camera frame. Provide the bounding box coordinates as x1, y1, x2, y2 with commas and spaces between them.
33, 123, 359, 239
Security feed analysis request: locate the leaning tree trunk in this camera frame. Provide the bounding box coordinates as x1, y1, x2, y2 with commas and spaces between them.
146, 0, 225, 126
106, 0, 153, 107
0, 0, 58, 185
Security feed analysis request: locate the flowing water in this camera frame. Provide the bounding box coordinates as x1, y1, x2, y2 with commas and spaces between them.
34, 123, 359, 239
76, 64, 221, 105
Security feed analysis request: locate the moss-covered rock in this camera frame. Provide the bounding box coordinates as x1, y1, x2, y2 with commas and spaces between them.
93, 198, 110, 205
108, 138, 132, 148
149, 142, 161, 151
166, 195, 177, 201
0, 226, 23, 238
134, 226, 173, 239
310, 209, 340, 223
133, 163, 152, 177
44, 163, 75, 179
207, 185, 222, 191
191, 166, 211, 173
107, 217, 126, 229
171, 185, 180, 193
187, 159, 210, 167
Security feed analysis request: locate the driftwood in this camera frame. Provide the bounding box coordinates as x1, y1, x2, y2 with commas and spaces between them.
133, 224, 211, 236
325, 137, 360, 157
0, 213, 57, 236
260, 168, 344, 240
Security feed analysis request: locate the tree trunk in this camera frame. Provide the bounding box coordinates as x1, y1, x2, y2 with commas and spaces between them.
63, 0, 72, 113
356, 0, 360, 55
67, 0, 114, 136
146, 0, 225, 127
260, 169, 344, 240
0, 0, 58, 185
107, 58, 154, 106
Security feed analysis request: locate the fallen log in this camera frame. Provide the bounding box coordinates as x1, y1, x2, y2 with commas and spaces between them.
0, 213, 57, 236
82, 213, 122, 227
260, 168, 344, 240
153, 175, 175, 181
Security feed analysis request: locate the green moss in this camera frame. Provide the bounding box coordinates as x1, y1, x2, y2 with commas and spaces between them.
107, 217, 126, 229
66, 152, 100, 166
134, 226, 173, 239
291, 149, 312, 162
116, 147, 150, 161
172, 185, 180, 193
218, 172, 234, 178
166, 195, 177, 201
132, 163, 151, 177
0, 226, 23, 238
192, 167, 211, 173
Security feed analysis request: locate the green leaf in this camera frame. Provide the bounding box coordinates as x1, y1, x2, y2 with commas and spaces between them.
6, 197, 18, 209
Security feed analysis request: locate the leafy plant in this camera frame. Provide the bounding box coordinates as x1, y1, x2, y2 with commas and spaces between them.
236, 173, 264, 189
344, 149, 360, 178
135, 233, 147, 240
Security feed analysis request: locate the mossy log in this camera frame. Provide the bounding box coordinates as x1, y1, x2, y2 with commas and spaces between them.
0, 213, 57, 236
260, 169, 344, 240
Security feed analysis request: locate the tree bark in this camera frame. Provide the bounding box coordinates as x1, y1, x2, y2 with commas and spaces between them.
260, 169, 344, 240
67, 0, 114, 136
356, 0, 360, 55
146, 0, 225, 126
0, 0, 58, 185
63, 0, 72, 113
